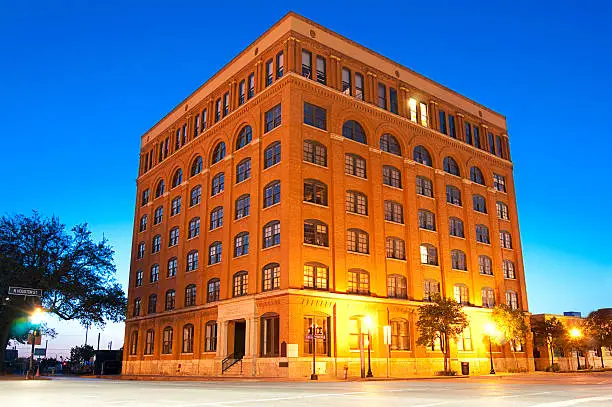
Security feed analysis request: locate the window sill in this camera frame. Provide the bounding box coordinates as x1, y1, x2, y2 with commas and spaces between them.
345, 173, 368, 181
233, 253, 249, 259
480, 273, 495, 277
303, 201, 328, 209
210, 191, 224, 198
189, 202, 201, 209
383, 184, 403, 191
302, 122, 328, 133
419, 227, 437, 233
452, 268, 468, 273
346, 211, 368, 218
416, 194, 435, 200
261, 244, 280, 252
262, 202, 280, 211
263, 123, 283, 136
263, 161, 281, 172
209, 226, 223, 232
303, 160, 328, 170
447, 202, 463, 208
476, 241, 491, 246
386, 257, 407, 263
450, 235, 466, 240
235, 178, 251, 186
303, 243, 329, 249
234, 214, 250, 223
384, 220, 405, 226
347, 251, 370, 256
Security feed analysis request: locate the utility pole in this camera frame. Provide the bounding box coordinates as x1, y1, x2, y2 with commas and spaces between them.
97, 332, 101, 351
85, 324, 89, 345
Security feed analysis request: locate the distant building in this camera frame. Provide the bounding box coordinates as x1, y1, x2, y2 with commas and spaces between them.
123, 12, 529, 378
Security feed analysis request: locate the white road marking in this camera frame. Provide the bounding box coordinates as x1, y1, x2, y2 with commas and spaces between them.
528, 396, 612, 407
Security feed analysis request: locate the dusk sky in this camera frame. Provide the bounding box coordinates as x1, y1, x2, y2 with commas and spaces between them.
1, 1, 610, 356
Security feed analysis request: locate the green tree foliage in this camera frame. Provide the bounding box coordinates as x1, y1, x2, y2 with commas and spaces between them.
70, 344, 95, 366
0, 212, 126, 373
492, 304, 529, 370
583, 308, 612, 368
416, 295, 468, 373
531, 316, 566, 367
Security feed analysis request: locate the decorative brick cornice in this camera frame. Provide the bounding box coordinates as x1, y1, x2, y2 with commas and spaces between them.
434, 169, 445, 175
369, 147, 381, 154
329, 133, 343, 141
403, 158, 416, 166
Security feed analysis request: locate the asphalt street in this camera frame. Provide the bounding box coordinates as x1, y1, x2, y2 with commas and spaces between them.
1, 373, 612, 407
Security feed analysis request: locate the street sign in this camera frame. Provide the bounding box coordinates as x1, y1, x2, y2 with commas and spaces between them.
8, 287, 42, 297
383, 325, 392, 345
34, 348, 47, 357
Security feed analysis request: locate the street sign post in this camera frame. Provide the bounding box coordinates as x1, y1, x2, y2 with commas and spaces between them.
8, 287, 42, 297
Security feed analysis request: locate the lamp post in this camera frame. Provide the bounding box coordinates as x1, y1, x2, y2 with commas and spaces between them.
483, 322, 498, 375
569, 328, 582, 371
364, 316, 373, 378
27, 307, 44, 379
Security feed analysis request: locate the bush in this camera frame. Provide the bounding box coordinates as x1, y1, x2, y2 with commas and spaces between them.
545, 363, 561, 372
435, 370, 457, 376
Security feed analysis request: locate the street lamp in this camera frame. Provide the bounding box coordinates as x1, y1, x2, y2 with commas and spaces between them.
364, 316, 374, 378
483, 322, 499, 375
27, 307, 44, 379
569, 327, 582, 370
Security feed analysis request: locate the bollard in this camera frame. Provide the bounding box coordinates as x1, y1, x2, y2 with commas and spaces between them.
343, 365, 349, 380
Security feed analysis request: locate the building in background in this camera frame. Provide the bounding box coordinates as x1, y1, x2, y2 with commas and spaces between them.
123, 12, 530, 377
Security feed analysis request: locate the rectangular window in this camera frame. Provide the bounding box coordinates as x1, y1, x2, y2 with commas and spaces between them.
355, 73, 364, 100
409, 98, 418, 122
194, 115, 200, 137
465, 122, 472, 144
457, 328, 472, 351
439, 110, 447, 134
276, 52, 284, 79
264, 104, 282, 133
449, 115, 456, 138
377, 83, 387, 109
342, 68, 352, 95
473, 126, 480, 148
493, 173, 507, 192
201, 109, 207, 131
316, 56, 326, 84
265, 59, 273, 86
223, 92, 229, 117
248, 73, 255, 99
302, 50, 312, 78
389, 87, 398, 114
419, 102, 428, 126
488, 132, 496, 154
238, 81, 245, 105
303, 102, 327, 130
496, 136, 503, 157
215, 99, 221, 123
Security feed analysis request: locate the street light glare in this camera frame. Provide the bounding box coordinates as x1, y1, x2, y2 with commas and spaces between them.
31, 307, 45, 324
569, 327, 582, 339
363, 315, 373, 330
484, 322, 499, 337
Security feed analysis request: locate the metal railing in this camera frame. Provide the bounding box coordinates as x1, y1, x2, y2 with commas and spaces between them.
221, 351, 244, 374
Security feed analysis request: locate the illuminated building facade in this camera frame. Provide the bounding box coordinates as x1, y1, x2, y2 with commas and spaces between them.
123, 12, 531, 377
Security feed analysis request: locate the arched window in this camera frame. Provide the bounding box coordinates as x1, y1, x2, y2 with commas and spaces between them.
386, 237, 406, 260
347, 228, 369, 254
129, 331, 139, 355
416, 176, 433, 197
190, 156, 203, 177
182, 324, 194, 353
454, 284, 469, 305
506, 290, 519, 310
384, 200, 404, 223
413, 145, 432, 166
420, 244, 438, 265
446, 185, 462, 206
304, 219, 328, 246
154, 206, 163, 224
162, 327, 173, 354
304, 179, 328, 206
382, 165, 402, 188
443, 157, 460, 176
141, 189, 150, 206
345, 153, 366, 178
207, 279, 220, 303
234, 231, 249, 257
235, 125, 252, 150
147, 294, 157, 314
211, 172, 224, 196
152, 235, 161, 253
423, 279, 440, 301
262, 263, 280, 291
264, 141, 281, 168
233, 271, 248, 297
482, 288, 495, 308
346, 190, 368, 215
451, 250, 467, 271
171, 169, 183, 188
348, 269, 370, 295
235, 194, 250, 219
500, 231, 513, 249
169, 227, 179, 247
449, 217, 464, 238
236, 158, 251, 183
303, 262, 328, 290
418, 209, 436, 231
263, 181, 280, 208
210, 206, 223, 230
342, 120, 367, 144
190, 185, 202, 207
204, 321, 218, 352
144, 329, 155, 355
476, 224, 490, 244
165, 289, 176, 310
473, 194, 487, 213
260, 312, 280, 357
380, 133, 401, 156
211, 141, 226, 164
496, 201, 509, 220
186, 250, 198, 272
155, 180, 165, 198
390, 319, 410, 350
303, 140, 327, 166
470, 166, 485, 185
167, 257, 177, 277
263, 220, 280, 248
503, 260, 516, 279
387, 275, 407, 299
208, 242, 222, 265
185, 284, 196, 307
479, 255, 493, 275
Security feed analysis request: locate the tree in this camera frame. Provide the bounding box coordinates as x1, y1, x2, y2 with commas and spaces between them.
0, 212, 126, 373
70, 344, 95, 367
583, 308, 612, 368
492, 304, 529, 370
532, 316, 566, 367
416, 295, 468, 373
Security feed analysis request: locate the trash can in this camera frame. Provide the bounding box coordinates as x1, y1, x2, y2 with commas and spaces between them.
461, 362, 469, 375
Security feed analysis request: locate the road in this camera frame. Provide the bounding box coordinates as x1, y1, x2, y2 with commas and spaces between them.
1, 373, 612, 407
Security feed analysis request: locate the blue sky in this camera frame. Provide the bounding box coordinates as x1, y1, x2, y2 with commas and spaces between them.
1, 1, 610, 354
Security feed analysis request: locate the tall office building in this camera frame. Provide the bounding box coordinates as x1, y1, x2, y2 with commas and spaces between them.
123, 12, 530, 377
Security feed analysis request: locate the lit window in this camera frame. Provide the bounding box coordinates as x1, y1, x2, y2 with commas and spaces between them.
262, 263, 280, 291
347, 229, 369, 254
419, 102, 428, 126
342, 67, 352, 95
346, 190, 368, 215
479, 255, 493, 275
506, 291, 519, 310
304, 179, 328, 206
482, 288, 495, 308
387, 275, 407, 299
233, 271, 248, 297
304, 219, 328, 247
420, 244, 438, 265
454, 284, 469, 305
451, 250, 467, 271
385, 237, 405, 260
348, 269, 370, 295
409, 98, 418, 122
303, 263, 328, 290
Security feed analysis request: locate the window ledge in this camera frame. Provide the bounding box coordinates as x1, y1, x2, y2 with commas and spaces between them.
419, 227, 437, 233
480, 273, 495, 277
209, 226, 223, 232
452, 268, 468, 273
346, 211, 368, 218
303, 243, 329, 249
345, 173, 368, 181
235, 177, 251, 186
383, 184, 403, 191
386, 257, 407, 263
450, 235, 466, 240
261, 244, 280, 252
302, 122, 328, 133
303, 160, 328, 169
263, 161, 281, 172
234, 215, 250, 223
303, 201, 328, 209
347, 251, 370, 256
447, 203, 463, 209
262, 202, 280, 211
384, 220, 405, 226
417, 194, 435, 200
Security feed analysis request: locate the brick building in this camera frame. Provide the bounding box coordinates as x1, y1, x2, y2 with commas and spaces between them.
123, 12, 531, 377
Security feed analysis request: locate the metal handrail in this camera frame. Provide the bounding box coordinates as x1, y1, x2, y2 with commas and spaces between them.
221, 351, 244, 373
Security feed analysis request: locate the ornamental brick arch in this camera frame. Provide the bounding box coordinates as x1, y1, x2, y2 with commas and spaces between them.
230, 121, 254, 152
406, 133, 438, 168
437, 146, 467, 178
206, 133, 230, 166
465, 156, 491, 185
334, 114, 372, 147
375, 122, 407, 157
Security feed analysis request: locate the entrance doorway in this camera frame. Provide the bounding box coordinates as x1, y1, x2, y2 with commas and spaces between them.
233, 321, 246, 357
